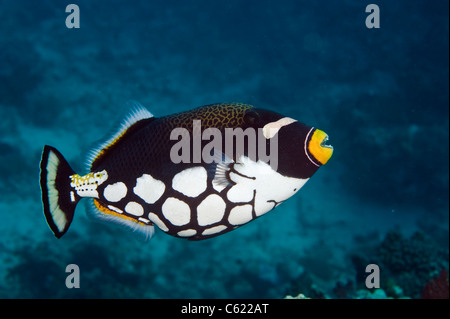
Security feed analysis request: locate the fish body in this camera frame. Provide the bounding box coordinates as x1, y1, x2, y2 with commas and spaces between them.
40, 103, 333, 241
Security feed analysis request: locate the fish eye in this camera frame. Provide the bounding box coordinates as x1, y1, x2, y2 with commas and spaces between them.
244, 111, 260, 126
293, 188, 297, 192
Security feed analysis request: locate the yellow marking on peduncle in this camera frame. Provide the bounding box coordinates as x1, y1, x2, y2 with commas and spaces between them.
70, 170, 108, 188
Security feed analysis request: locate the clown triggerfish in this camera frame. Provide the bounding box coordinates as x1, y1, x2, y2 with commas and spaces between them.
40, 102, 333, 241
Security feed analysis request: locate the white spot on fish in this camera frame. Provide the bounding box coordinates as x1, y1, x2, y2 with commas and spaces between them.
162, 197, 191, 226
138, 217, 151, 224
133, 174, 165, 204
226, 156, 308, 217
148, 212, 169, 232
227, 183, 254, 203
228, 204, 253, 225
202, 225, 227, 236
172, 167, 207, 197
262, 117, 297, 139
177, 229, 197, 237
212, 181, 227, 193
197, 194, 226, 226
103, 182, 127, 202
124, 201, 144, 216
107, 205, 123, 214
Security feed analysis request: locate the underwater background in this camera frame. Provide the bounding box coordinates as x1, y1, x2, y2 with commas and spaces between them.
0, 0, 448, 299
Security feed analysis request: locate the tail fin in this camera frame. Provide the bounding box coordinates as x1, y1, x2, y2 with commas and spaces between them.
40, 145, 80, 238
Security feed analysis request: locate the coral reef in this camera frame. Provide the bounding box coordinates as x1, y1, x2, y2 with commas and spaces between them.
421, 269, 449, 299
377, 231, 448, 298
285, 271, 328, 299
284, 293, 310, 299
355, 288, 389, 299
348, 230, 449, 299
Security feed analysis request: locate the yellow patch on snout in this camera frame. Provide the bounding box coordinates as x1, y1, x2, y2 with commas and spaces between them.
308, 129, 333, 165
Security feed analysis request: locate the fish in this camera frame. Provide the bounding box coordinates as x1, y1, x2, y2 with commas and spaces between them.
39, 102, 333, 241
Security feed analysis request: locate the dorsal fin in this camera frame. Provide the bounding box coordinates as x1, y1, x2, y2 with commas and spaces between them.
86, 101, 154, 171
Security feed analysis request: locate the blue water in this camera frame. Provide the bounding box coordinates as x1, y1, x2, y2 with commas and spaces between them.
0, 0, 448, 299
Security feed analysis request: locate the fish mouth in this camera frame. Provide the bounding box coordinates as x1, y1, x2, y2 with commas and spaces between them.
307, 129, 333, 165
320, 134, 333, 149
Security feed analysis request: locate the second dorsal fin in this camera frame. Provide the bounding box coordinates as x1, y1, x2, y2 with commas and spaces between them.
86, 101, 154, 171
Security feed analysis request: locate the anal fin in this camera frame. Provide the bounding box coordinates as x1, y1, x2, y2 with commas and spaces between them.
87, 199, 155, 241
